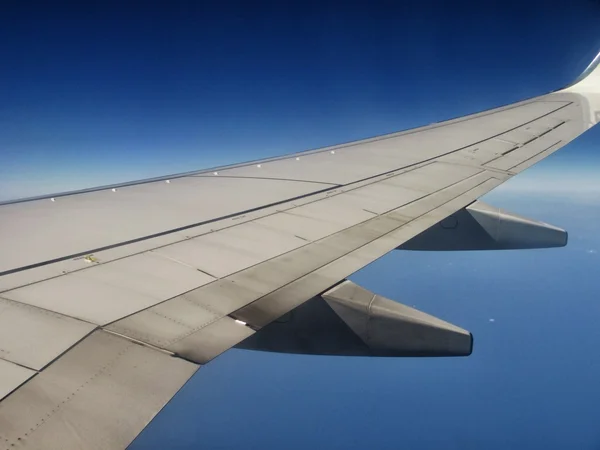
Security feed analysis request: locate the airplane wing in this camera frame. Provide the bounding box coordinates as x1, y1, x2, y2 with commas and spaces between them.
1, 51, 599, 449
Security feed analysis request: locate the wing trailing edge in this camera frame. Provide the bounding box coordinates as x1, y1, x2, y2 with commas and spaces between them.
562, 48, 600, 93
561, 48, 600, 126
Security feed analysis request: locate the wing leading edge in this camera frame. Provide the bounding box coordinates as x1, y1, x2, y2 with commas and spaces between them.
1, 50, 599, 449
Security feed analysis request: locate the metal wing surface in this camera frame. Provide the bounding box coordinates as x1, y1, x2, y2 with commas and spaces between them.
1, 53, 599, 449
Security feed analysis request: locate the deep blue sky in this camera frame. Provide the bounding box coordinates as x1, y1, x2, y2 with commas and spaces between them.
1, 0, 600, 199
2, 1, 600, 449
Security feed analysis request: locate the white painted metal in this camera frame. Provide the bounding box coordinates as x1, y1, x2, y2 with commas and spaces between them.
326, 181, 425, 215
154, 221, 309, 278
107, 295, 255, 364
77, 251, 215, 300
2, 273, 160, 325
0, 177, 323, 274
384, 162, 482, 193
253, 210, 344, 242
0, 256, 100, 294
495, 128, 538, 145
0, 330, 198, 449
0, 359, 35, 401
0, 297, 95, 370
106, 295, 222, 348
448, 139, 515, 165
209, 101, 570, 184
323, 280, 472, 356
282, 197, 376, 230
106, 171, 500, 352
2, 252, 215, 325
167, 316, 255, 364
232, 177, 503, 328
392, 172, 496, 220
486, 141, 561, 171
107, 171, 497, 354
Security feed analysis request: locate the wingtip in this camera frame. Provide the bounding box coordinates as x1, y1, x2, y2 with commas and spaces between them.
562, 48, 600, 92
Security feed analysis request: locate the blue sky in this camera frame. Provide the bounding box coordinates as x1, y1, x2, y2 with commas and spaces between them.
1, 1, 600, 200
2, 1, 600, 449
